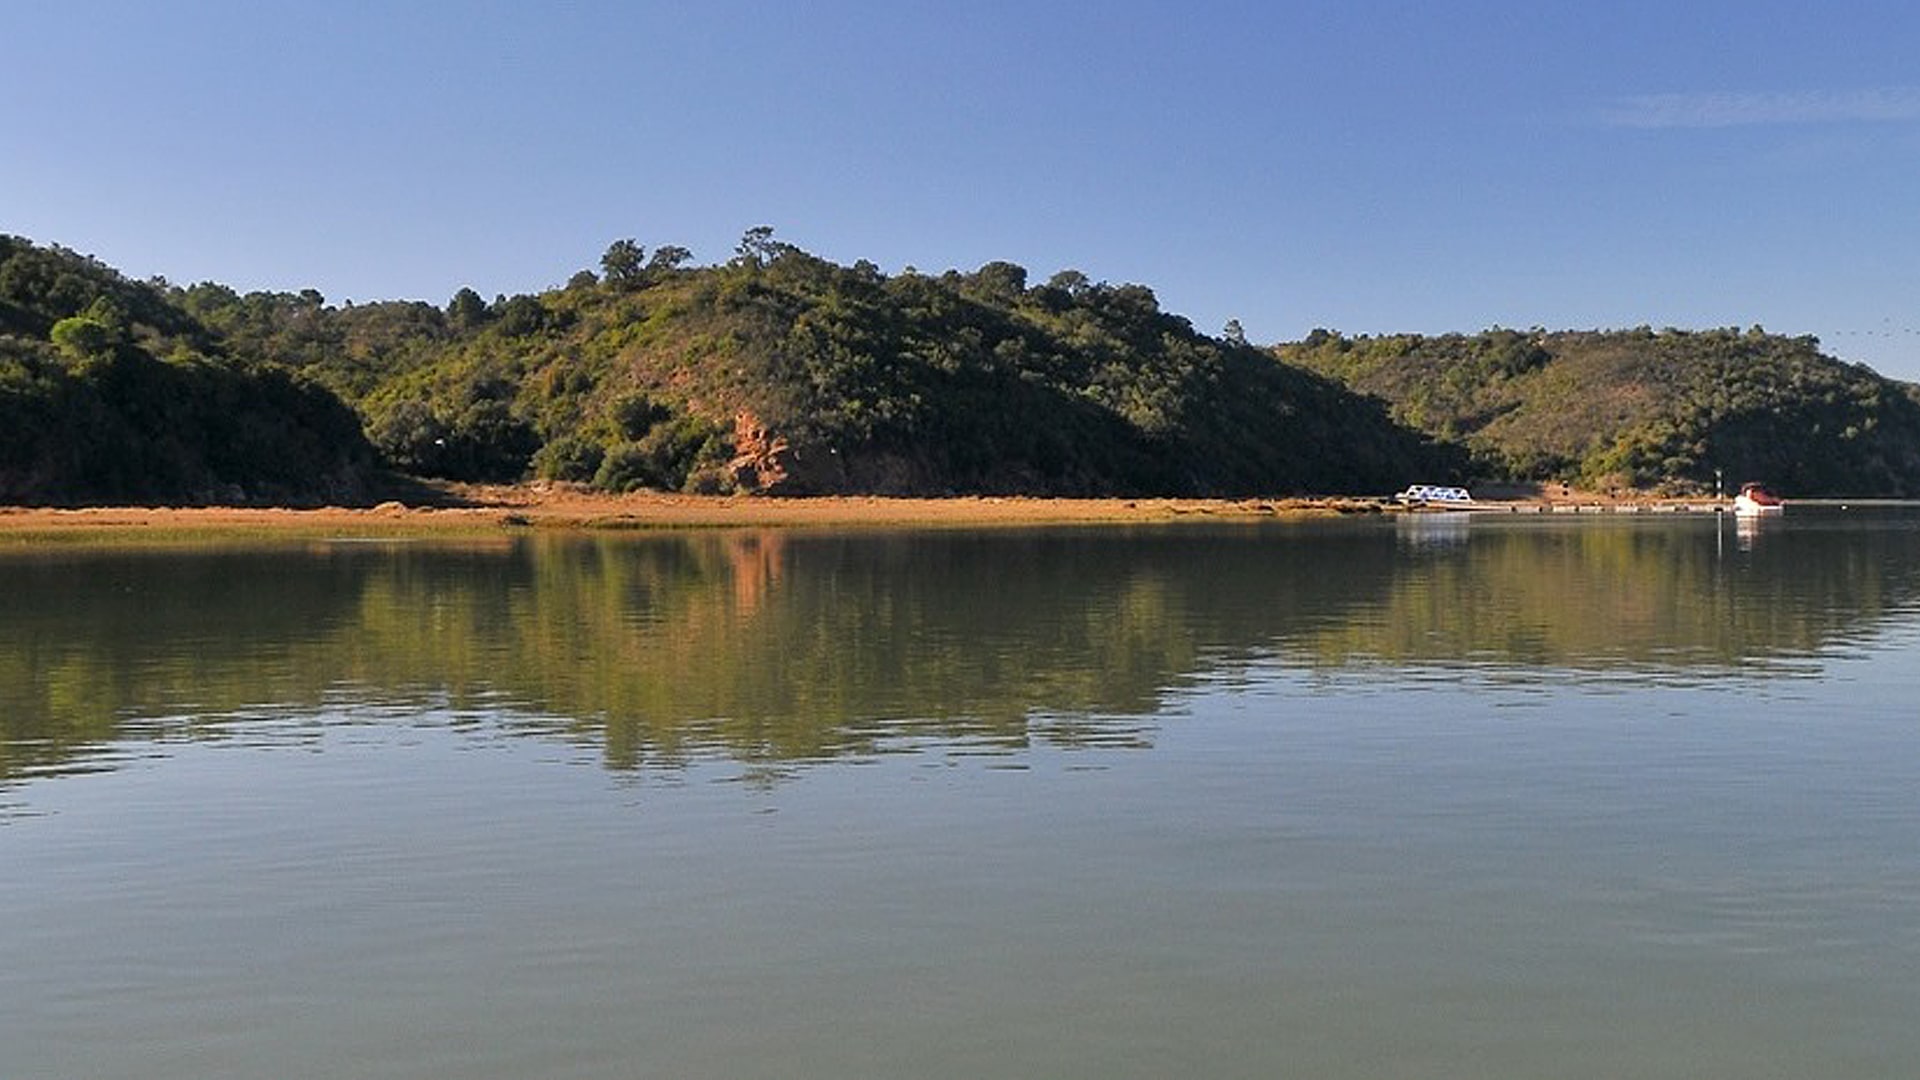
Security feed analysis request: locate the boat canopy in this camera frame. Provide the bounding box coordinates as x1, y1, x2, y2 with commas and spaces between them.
1396, 485, 1473, 503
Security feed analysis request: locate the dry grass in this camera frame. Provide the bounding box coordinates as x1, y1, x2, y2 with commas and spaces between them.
0, 482, 1395, 537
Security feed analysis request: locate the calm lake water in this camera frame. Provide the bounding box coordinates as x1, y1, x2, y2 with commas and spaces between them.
3, 511, 1918, 1079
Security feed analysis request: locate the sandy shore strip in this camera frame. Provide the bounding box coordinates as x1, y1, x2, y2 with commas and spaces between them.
0, 486, 1394, 536
0, 481, 1750, 538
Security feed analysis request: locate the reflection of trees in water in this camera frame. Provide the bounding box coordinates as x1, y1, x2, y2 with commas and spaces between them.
5, 516, 1920, 783
1306, 516, 1920, 671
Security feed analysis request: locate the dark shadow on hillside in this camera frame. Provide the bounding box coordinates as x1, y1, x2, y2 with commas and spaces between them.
362, 472, 486, 508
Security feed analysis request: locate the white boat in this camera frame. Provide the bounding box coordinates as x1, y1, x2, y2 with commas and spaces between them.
1732, 482, 1784, 516
1394, 484, 1473, 506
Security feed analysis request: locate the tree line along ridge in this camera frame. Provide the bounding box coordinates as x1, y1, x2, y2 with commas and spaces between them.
5, 230, 1918, 505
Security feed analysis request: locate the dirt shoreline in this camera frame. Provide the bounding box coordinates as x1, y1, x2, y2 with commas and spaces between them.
0, 482, 1732, 537
0, 486, 1380, 535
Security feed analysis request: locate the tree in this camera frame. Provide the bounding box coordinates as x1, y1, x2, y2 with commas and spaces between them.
447, 287, 488, 330
50, 315, 115, 361
647, 245, 693, 273
1046, 269, 1091, 296
968, 261, 1028, 303
494, 294, 546, 336
734, 225, 789, 267
601, 239, 645, 285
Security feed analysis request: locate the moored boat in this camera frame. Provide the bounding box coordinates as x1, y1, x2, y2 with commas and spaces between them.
1732, 482, 1784, 516
1394, 484, 1474, 506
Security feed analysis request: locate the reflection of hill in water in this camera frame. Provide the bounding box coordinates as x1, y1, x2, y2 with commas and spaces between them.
5, 515, 1920, 781
1328, 514, 1920, 671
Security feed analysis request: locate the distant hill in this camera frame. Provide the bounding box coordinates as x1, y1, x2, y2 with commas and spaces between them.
0, 236, 374, 505
178, 233, 1456, 497
1280, 327, 1920, 496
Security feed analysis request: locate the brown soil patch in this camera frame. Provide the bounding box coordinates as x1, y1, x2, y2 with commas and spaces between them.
0, 482, 1392, 536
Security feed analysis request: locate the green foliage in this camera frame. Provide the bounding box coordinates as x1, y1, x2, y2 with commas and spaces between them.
49, 315, 115, 361
647, 245, 693, 274
447, 287, 489, 330
366, 382, 540, 482
0, 235, 206, 346
579, 397, 729, 493
68, 229, 1920, 502
590, 437, 670, 492
1283, 327, 1920, 495
169, 229, 1441, 496
179, 283, 452, 401
733, 225, 789, 267
491, 294, 548, 337
610, 390, 670, 438
183, 233, 1456, 496
531, 434, 605, 483
600, 239, 645, 285
1, 236, 375, 504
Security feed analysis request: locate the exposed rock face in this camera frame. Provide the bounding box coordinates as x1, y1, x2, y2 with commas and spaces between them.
725, 410, 786, 492
727, 410, 845, 494
724, 410, 1058, 496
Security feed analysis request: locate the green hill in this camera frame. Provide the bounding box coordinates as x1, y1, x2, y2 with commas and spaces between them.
179, 232, 1456, 497
1281, 327, 1920, 495
16, 230, 1917, 504
0, 236, 375, 505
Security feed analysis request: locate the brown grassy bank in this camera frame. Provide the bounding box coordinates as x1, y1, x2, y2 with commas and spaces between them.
0, 482, 1394, 537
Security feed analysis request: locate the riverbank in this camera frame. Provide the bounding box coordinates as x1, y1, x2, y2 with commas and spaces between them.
0, 480, 1752, 537
0, 483, 1391, 536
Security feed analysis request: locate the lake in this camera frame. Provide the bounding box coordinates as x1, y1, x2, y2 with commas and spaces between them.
3, 511, 1918, 1079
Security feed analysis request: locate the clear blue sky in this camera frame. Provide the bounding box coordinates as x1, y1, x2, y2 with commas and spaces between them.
6, 1, 1920, 377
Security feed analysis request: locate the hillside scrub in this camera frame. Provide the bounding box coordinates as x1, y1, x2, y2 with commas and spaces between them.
0, 237, 374, 505
181, 232, 1456, 497
1282, 326, 1920, 495
13, 231, 1917, 504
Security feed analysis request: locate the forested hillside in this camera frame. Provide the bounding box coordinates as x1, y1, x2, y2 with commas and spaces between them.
1282, 327, 1920, 495
174, 231, 1455, 498
10, 231, 1918, 505
0, 237, 374, 504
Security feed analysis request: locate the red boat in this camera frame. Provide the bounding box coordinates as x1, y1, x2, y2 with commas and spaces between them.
1733, 482, 1784, 516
